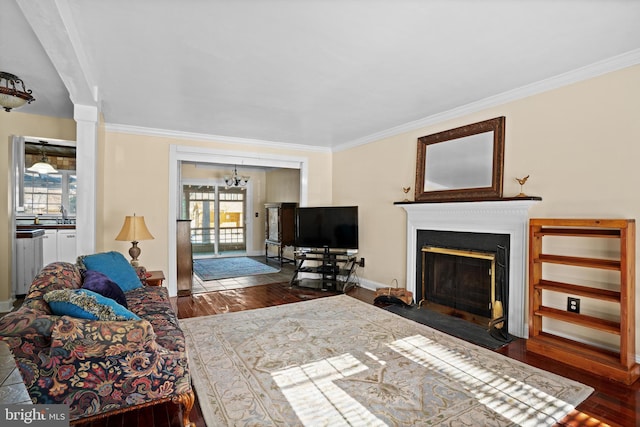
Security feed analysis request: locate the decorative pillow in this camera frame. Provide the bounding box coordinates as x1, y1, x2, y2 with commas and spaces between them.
78, 251, 143, 292
82, 269, 128, 308
44, 289, 140, 321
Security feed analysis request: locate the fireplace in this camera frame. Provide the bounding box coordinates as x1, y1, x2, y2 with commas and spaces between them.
400, 199, 539, 338
417, 230, 509, 334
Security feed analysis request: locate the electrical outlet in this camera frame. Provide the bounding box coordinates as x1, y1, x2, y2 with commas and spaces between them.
359, 258, 365, 267
567, 297, 580, 313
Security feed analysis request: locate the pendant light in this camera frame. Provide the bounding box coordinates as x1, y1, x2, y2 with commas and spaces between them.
0, 71, 35, 112
27, 141, 57, 174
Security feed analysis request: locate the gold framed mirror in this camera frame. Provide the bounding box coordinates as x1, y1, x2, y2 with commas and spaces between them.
415, 116, 505, 201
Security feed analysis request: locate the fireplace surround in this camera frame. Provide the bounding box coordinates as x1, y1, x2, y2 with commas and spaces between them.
399, 199, 540, 338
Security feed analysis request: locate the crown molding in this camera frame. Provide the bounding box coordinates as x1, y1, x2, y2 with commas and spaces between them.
103, 123, 331, 153
333, 49, 640, 152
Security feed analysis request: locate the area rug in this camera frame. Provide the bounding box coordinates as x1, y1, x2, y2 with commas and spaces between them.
181, 295, 593, 426
193, 256, 279, 281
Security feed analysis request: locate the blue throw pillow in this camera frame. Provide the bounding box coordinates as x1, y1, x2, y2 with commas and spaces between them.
44, 289, 140, 321
80, 251, 142, 292
82, 269, 128, 308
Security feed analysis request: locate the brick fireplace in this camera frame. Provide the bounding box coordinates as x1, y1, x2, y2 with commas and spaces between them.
400, 200, 539, 338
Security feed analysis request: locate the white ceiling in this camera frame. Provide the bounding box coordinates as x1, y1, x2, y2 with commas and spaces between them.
3, 0, 640, 150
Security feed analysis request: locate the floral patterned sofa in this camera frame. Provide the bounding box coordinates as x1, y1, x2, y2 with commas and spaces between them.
0, 260, 194, 426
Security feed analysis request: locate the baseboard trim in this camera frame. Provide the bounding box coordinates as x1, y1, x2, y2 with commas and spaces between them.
0, 298, 16, 314
356, 277, 386, 292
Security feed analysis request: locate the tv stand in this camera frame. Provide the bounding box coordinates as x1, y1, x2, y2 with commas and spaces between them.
290, 248, 358, 292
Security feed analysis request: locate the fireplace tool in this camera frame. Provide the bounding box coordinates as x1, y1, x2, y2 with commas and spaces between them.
488, 245, 510, 342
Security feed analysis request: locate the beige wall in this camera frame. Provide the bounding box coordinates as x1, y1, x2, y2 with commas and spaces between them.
265, 168, 301, 204
0, 112, 76, 304
99, 131, 332, 273
333, 64, 640, 351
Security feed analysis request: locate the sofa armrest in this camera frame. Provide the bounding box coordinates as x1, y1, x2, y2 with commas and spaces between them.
27, 315, 188, 421
0, 307, 57, 338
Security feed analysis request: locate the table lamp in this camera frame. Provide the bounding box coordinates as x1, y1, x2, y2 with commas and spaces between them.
115, 214, 154, 266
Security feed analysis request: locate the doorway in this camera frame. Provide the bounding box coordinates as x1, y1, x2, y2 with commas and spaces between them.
183, 184, 247, 257
168, 146, 309, 297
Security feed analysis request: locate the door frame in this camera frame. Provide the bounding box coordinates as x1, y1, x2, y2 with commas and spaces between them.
168, 145, 308, 297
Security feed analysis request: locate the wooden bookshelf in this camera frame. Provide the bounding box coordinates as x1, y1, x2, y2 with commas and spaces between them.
527, 218, 639, 384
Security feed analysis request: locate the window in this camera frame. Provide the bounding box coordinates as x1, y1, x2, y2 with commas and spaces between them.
219, 190, 245, 244
181, 184, 246, 255
23, 170, 77, 215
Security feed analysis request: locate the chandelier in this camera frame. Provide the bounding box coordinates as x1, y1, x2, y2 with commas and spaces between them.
224, 165, 250, 188
0, 71, 35, 112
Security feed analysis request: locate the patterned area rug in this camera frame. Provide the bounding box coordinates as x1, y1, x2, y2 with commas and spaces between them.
193, 256, 279, 281
180, 295, 593, 426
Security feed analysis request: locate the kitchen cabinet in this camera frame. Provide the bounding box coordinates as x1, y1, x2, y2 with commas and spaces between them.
57, 229, 77, 262
41, 228, 77, 265
15, 230, 44, 295
42, 230, 57, 265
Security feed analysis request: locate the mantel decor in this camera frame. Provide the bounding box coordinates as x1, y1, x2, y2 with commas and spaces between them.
415, 117, 505, 202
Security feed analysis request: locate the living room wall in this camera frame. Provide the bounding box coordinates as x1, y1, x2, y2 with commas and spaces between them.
98, 131, 332, 277
332, 64, 640, 352
265, 168, 301, 204
0, 112, 76, 308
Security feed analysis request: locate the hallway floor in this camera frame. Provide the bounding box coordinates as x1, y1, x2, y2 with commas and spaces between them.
190, 256, 295, 294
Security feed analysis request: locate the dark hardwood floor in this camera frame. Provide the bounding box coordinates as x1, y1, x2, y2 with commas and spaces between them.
77, 282, 638, 427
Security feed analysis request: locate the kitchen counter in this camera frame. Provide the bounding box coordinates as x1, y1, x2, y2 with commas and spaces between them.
16, 229, 46, 238
17, 224, 75, 230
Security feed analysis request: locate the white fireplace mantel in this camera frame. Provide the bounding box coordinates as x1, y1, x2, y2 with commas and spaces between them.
400, 199, 540, 338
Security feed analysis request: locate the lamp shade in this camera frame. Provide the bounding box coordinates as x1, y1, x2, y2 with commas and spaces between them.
27, 160, 57, 174
115, 215, 154, 242
0, 92, 29, 110
27, 143, 57, 174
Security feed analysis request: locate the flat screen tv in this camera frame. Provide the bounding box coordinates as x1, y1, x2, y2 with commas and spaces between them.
295, 206, 358, 250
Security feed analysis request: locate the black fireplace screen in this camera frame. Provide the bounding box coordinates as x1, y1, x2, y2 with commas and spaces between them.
423, 248, 493, 318
416, 230, 510, 332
